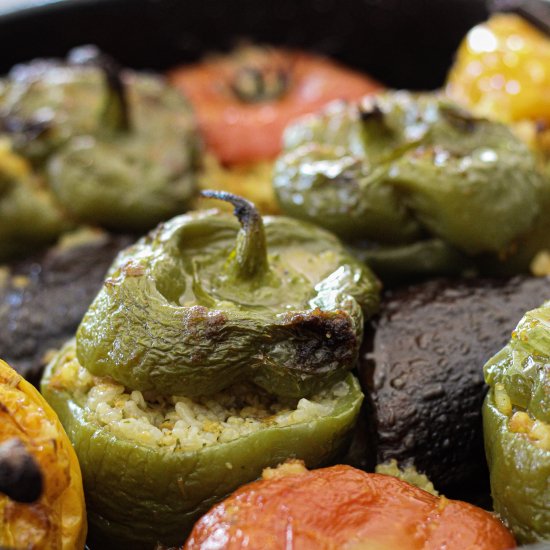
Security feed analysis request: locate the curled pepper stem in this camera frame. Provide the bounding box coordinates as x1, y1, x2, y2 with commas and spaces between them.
201, 190, 269, 280
68, 45, 131, 132
0, 438, 43, 503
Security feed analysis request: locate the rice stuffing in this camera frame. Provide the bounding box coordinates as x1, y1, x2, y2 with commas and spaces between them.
49, 342, 350, 451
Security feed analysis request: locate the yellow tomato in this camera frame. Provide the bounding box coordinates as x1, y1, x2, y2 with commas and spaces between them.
0, 360, 86, 549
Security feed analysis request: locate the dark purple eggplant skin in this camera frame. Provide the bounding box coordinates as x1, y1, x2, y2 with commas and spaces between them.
358, 275, 550, 497
0, 232, 133, 385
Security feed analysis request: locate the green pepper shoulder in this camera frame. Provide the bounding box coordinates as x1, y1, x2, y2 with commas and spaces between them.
273, 91, 547, 275
77, 192, 380, 398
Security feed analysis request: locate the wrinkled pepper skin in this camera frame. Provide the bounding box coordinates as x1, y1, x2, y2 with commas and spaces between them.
77, 194, 380, 398
0, 359, 86, 549
273, 92, 546, 276
483, 302, 550, 543
41, 341, 364, 549
0, 46, 199, 246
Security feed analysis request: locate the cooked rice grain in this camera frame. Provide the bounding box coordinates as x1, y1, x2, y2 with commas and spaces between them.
51, 342, 349, 451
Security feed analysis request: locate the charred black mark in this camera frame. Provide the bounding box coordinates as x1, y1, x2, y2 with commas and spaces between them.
0, 438, 43, 503
282, 308, 357, 372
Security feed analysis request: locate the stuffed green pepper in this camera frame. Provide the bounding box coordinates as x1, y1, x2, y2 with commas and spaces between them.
42, 192, 380, 548
0, 45, 200, 260
273, 91, 549, 279
483, 302, 550, 543
76, 191, 380, 398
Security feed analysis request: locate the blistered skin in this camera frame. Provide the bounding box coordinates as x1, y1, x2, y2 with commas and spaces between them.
0, 360, 86, 549
77, 194, 380, 398
42, 342, 364, 549
483, 302, 550, 543
184, 464, 515, 550
273, 92, 546, 276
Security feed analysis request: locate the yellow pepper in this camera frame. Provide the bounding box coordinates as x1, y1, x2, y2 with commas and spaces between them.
447, 13, 550, 125
0, 359, 86, 549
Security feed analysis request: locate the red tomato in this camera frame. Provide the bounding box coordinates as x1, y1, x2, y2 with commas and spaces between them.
169, 47, 382, 165
184, 463, 515, 550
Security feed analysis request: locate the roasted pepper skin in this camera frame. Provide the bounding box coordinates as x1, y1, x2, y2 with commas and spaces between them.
77, 201, 380, 398
273, 92, 545, 276
0, 47, 199, 254
483, 303, 550, 543
0, 359, 86, 549
41, 341, 364, 550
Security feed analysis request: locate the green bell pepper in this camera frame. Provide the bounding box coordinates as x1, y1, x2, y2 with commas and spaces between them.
41, 339, 364, 549
0, 46, 199, 238
77, 191, 380, 398
273, 92, 547, 277
483, 302, 550, 543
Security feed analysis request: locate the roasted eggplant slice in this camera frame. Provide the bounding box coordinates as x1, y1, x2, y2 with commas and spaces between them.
359, 275, 550, 494
0, 230, 133, 384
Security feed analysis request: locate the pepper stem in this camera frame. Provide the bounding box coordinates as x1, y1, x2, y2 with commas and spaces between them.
228, 46, 290, 103
201, 190, 269, 280
68, 45, 131, 132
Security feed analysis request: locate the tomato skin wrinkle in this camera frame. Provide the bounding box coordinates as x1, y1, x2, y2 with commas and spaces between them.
169, 48, 382, 165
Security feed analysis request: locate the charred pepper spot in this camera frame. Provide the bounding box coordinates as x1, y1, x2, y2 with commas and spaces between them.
0, 437, 43, 503
183, 306, 227, 338
279, 308, 357, 373
121, 260, 145, 278
359, 100, 385, 123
